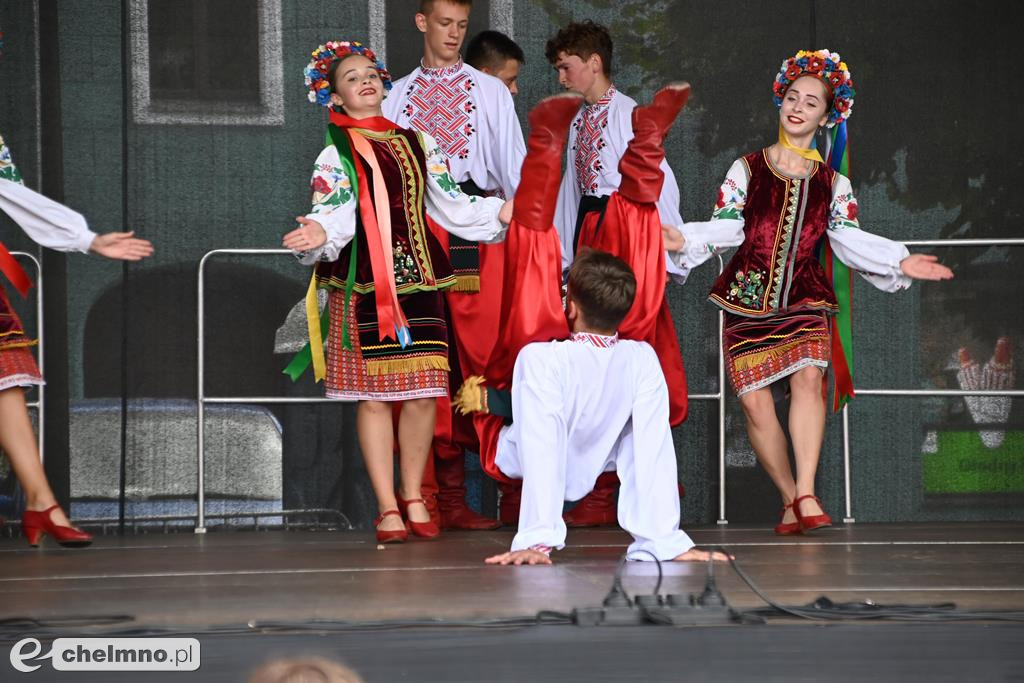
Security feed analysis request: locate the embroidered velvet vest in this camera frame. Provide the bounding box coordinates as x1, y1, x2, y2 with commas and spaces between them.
314, 128, 455, 295
709, 149, 839, 318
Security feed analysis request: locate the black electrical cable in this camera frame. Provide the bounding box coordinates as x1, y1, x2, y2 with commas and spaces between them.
708, 546, 1024, 623
609, 549, 664, 602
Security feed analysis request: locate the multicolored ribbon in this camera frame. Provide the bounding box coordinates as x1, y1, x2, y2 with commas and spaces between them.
284, 113, 410, 383
822, 121, 855, 411
0, 241, 33, 297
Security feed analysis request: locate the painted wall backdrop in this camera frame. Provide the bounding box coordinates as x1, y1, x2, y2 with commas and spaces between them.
0, 0, 1020, 526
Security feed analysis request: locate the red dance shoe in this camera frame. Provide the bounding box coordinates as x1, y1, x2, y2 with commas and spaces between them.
397, 496, 441, 539
22, 505, 93, 547
773, 502, 802, 535
563, 472, 619, 527
793, 495, 833, 533
374, 510, 408, 544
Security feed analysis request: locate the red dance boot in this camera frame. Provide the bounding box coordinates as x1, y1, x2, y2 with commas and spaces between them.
618, 82, 691, 205
436, 456, 501, 530
419, 454, 442, 528
563, 472, 619, 527
512, 93, 585, 231
22, 505, 93, 547
497, 481, 522, 527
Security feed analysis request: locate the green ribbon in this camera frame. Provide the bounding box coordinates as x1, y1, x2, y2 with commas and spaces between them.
282, 124, 363, 381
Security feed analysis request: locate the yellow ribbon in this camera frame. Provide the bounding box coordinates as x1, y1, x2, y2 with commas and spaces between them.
305, 271, 327, 381
778, 123, 824, 164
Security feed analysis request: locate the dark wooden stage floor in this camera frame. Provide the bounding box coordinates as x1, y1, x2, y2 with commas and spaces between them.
2, 523, 1024, 682
2, 522, 1023, 627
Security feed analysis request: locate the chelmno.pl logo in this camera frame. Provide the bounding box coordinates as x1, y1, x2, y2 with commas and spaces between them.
10, 638, 200, 672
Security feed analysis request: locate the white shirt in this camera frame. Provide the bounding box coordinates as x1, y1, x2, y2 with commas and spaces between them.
496, 332, 694, 560
0, 178, 96, 253
553, 86, 685, 275
383, 60, 525, 198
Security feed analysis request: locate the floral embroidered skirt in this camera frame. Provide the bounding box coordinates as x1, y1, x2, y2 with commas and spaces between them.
325, 289, 450, 402
723, 310, 830, 396
0, 286, 44, 392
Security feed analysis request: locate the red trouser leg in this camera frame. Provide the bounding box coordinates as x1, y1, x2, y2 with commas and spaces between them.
566, 84, 694, 526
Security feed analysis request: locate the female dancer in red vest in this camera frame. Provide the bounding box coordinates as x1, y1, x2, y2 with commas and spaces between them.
283, 41, 511, 544
662, 50, 953, 533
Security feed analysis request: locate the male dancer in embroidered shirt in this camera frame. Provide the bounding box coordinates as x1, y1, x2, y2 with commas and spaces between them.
465, 30, 524, 96
454, 89, 717, 564
485, 248, 728, 565
544, 21, 689, 527
383, 0, 526, 531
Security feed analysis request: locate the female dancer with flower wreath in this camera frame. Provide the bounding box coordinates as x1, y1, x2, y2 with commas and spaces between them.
662, 50, 953, 534
283, 41, 512, 544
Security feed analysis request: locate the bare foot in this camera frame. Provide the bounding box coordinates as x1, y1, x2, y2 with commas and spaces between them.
672, 548, 732, 562
485, 549, 553, 566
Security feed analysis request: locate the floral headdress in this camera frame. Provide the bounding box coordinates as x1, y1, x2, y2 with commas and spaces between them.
304, 40, 392, 107
772, 49, 855, 128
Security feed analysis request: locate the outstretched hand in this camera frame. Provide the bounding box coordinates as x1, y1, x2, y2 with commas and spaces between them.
661, 223, 685, 252
283, 216, 327, 252
89, 232, 154, 261
899, 253, 954, 281
485, 549, 553, 566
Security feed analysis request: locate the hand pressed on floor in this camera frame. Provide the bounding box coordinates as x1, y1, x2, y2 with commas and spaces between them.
485, 549, 553, 566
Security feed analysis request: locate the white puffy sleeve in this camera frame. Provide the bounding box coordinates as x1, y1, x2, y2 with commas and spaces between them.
825, 173, 911, 292
294, 145, 358, 266
420, 133, 507, 243
0, 178, 97, 253
553, 114, 583, 273
666, 158, 748, 281
483, 82, 526, 198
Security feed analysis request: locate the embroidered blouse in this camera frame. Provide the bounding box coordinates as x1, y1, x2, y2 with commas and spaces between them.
669, 149, 910, 317
295, 128, 506, 295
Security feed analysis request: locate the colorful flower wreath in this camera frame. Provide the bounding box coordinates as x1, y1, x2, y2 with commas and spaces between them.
772, 49, 855, 127
304, 40, 392, 107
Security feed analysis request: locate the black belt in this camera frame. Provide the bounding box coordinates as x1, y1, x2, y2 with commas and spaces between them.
572, 194, 611, 255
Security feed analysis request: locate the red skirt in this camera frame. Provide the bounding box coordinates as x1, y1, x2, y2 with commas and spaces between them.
723, 310, 830, 396
0, 285, 44, 391
325, 290, 449, 402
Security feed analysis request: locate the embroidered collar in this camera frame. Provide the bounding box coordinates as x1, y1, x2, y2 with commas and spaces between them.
570, 331, 620, 347
419, 58, 464, 79
584, 85, 616, 113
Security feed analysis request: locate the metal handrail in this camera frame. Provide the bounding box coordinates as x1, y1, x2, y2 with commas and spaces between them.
836, 237, 1024, 523
196, 238, 1021, 532
10, 252, 44, 461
